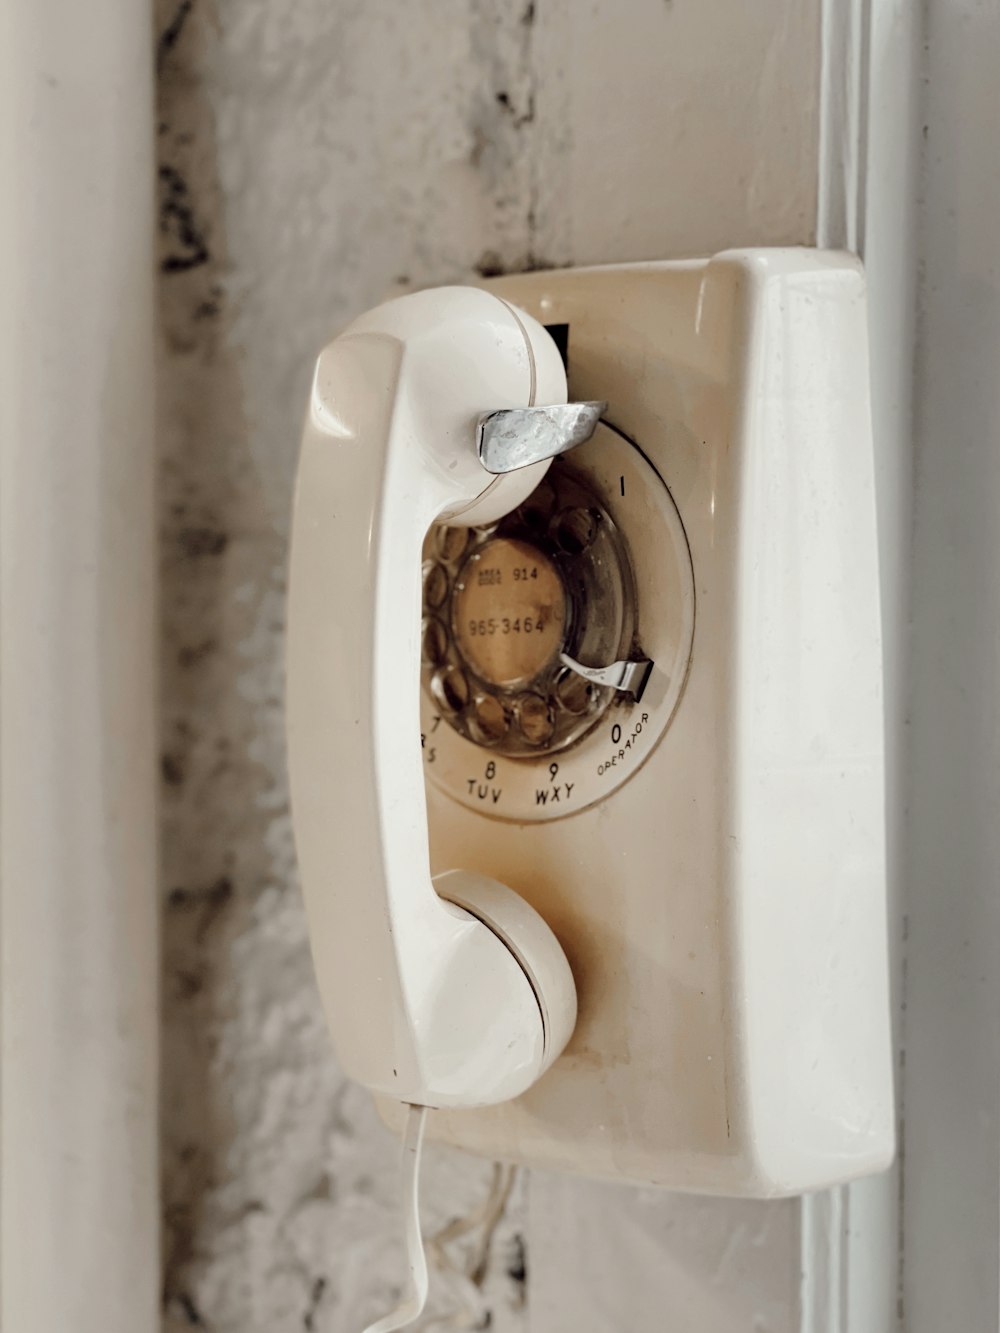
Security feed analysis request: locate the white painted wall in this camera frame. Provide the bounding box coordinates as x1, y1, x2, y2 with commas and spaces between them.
156, 2, 827, 1330
901, 1, 1000, 1326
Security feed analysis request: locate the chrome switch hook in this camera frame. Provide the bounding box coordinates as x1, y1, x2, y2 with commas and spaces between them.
477, 401, 606, 474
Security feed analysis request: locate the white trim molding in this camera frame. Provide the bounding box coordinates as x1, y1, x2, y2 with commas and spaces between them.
0, 2, 159, 1331
816, 0, 868, 254
800, 1188, 847, 1333
805, 0, 923, 1329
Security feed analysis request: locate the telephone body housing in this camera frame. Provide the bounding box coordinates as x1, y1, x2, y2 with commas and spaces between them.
380, 251, 893, 1197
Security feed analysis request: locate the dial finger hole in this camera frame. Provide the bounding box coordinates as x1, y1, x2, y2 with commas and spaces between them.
423, 562, 450, 610
516, 691, 555, 746
516, 478, 557, 531
422, 616, 449, 667
431, 665, 470, 715
435, 526, 471, 564
552, 506, 599, 555
468, 693, 509, 744
554, 666, 594, 715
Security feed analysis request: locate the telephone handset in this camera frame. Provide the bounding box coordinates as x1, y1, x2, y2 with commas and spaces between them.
286, 286, 584, 1109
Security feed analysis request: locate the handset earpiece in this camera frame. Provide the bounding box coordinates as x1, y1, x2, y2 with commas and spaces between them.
287, 286, 579, 1108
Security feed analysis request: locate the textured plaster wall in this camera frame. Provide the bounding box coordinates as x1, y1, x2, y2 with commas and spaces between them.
156, 2, 820, 1330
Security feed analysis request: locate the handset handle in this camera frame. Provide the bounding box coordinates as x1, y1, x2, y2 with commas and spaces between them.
287, 287, 571, 1107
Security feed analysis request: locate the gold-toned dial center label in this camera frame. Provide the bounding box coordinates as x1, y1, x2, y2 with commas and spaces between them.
453, 538, 566, 687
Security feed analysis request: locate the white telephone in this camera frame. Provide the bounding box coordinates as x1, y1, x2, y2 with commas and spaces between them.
286, 253, 894, 1322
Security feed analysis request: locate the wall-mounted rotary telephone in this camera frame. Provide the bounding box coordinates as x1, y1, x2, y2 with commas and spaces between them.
286, 254, 894, 1323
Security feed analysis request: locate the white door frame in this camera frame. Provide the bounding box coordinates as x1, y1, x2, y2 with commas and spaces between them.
0, 3, 159, 1332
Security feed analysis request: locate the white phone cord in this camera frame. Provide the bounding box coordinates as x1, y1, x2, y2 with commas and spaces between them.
421, 1162, 516, 1329
361, 1104, 430, 1333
